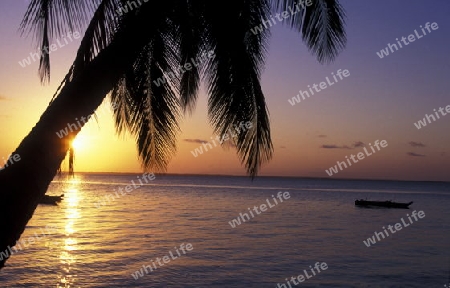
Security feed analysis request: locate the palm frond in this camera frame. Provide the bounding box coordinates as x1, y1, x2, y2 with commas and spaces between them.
203, 0, 273, 177
49, 0, 158, 103
168, 1, 208, 114
68, 147, 74, 177
70, 0, 123, 76
20, 0, 124, 83
272, 0, 346, 63
111, 29, 181, 172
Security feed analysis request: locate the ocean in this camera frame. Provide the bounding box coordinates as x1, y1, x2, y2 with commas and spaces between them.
0, 174, 449, 287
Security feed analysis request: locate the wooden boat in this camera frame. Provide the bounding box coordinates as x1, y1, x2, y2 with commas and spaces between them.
39, 194, 64, 205
355, 199, 413, 209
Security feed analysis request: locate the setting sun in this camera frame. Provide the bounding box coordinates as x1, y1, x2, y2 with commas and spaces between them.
71, 136, 85, 151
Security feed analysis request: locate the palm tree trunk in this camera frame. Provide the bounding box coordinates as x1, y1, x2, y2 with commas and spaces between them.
0, 8, 159, 269
0, 50, 119, 269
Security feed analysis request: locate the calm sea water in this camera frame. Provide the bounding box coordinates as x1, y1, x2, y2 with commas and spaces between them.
0, 174, 449, 287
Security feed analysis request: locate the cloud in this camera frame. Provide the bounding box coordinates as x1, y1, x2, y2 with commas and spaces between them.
407, 152, 425, 157
0, 95, 8, 101
183, 139, 208, 144
321, 144, 339, 149
408, 141, 426, 148
321, 144, 351, 149
317, 135, 327, 138
321, 141, 365, 150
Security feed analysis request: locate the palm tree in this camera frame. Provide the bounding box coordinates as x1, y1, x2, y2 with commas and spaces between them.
0, 0, 346, 268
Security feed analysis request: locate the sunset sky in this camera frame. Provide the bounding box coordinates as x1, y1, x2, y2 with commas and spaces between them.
1, 0, 449, 181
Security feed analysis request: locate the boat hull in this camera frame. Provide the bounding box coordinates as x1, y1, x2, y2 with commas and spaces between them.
39, 194, 64, 205
355, 200, 413, 209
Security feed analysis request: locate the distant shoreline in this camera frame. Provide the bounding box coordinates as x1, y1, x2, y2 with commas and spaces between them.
54, 172, 450, 184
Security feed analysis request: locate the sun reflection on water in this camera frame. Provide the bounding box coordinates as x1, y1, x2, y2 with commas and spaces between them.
57, 177, 81, 288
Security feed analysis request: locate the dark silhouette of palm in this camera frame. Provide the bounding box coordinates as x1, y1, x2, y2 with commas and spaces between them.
0, 0, 346, 268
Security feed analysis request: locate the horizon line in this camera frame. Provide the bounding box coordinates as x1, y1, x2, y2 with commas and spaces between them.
55, 171, 450, 184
